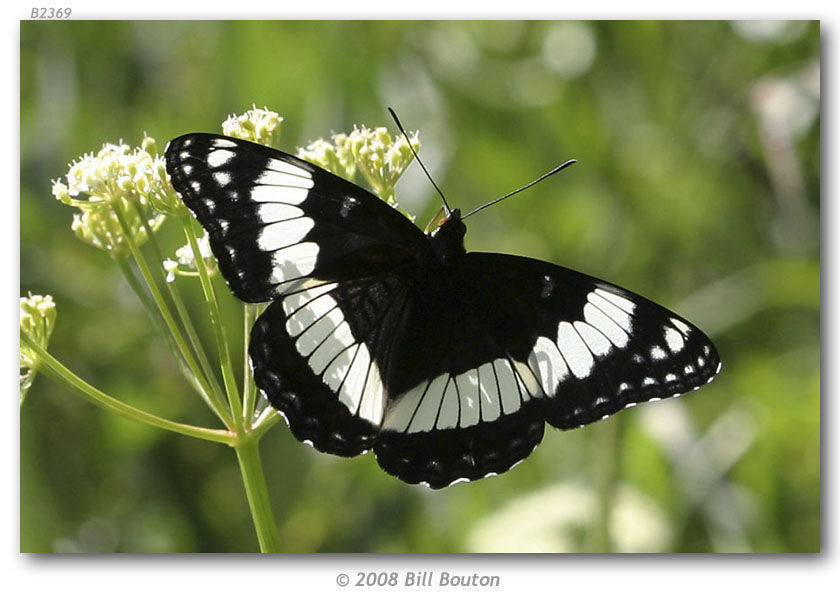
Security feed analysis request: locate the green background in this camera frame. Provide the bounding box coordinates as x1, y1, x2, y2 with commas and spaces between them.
20, 21, 820, 553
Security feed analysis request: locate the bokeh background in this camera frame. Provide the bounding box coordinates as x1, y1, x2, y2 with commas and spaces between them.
20, 21, 820, 553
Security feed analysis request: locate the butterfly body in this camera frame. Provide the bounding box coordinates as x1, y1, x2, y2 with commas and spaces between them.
165, 133, 721, 488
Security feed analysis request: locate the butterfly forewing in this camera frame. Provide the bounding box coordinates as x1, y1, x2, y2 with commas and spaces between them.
165, 134, 428, 302
164, 133, 721, 489
450, 253, 722, 429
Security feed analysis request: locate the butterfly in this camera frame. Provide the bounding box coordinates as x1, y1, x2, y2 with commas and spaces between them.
164, 132, 721, 489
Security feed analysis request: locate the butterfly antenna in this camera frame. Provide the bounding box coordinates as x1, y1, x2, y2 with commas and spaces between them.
388, 107, 452, 216
461, 159, 577, 220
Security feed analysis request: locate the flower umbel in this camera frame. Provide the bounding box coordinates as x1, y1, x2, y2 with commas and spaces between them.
297, 136, 356, 181
52, 138, 172, 255
223, 106, 283, 147
297, 125, 419, 217
20, 293, 57, 403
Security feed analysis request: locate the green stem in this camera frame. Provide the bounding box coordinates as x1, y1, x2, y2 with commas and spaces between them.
242, 304, 261, 425
181, 214, 243, 428
21, 329, 233, 446
115, 257, 212, 408
252, 407, 283, 439
234, 436, 282, 552
131, 199, 227, 405
589, 418, 620, 552
112, 204, 234, 429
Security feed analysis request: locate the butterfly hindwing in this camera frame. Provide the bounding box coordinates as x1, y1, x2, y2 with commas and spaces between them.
249, 273, 413, 456
165, 133, 721, 489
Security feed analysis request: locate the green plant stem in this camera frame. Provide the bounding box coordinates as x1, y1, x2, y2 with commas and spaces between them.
168, 280, 228, 404
21, 329, 233, 445
242, 304, 261, 425
115, 257, 212, 406
589, 418, 620, 552
131, 199, 227, 406
233, 436, 282, 552
252, 407, 284, 439
180, 213, 244, 428
112, 204, 234, 429
173, 214, 279, 550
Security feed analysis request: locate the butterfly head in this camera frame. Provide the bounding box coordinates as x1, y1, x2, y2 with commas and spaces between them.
429, 208, 466, 265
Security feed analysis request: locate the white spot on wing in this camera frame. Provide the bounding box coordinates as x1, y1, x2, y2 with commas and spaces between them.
478, 363, 501, 421
383, 381, 429, 432
556, 322, 594, 378
321, 344, 357, 392
257, 203, 305, 222
670, 317, 692, 336
358, 359, 385, 425
269, 242, 319, 283
251, 184, 310, 205
664, 326, 685, 353
494, 359, 521, 415
294, 306, 343, 356
265, 158, 312, 179
338, 345, 370, 414
594, 289, 636, 314
210, 172, 229, 188
587, 291, 632, 332
436, 378, 460, 429
541, 275, 554, 299
281, 283, 337, 314
527, 336, 568, 395
257, 217, 314, 251
256, 169, 314, 188
207, 149, 235, 168
574, 321, 612, 357
340, 197, 359, 217
408, 374, 449, 433
513, 360, 542, 397
584, 302, 629, 347
285, 291, 336, 336
308, 323, 354, 375
650, 345, 667, 361
456, 369, 480, 427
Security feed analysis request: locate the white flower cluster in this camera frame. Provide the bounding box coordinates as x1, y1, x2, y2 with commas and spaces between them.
20, 293, 57, 402
298, 125, 419, 214
222, 106, 283, 146
162, 233, 216, 283
51, 137, 173, 255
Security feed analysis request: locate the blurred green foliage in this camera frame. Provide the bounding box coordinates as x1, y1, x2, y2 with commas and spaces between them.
20, 20, 819, 553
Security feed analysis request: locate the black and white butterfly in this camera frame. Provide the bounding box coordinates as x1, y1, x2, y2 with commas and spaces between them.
164, 132, 721, 489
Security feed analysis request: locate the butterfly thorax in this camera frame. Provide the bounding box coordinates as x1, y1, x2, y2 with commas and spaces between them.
428, 208, 466, 267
